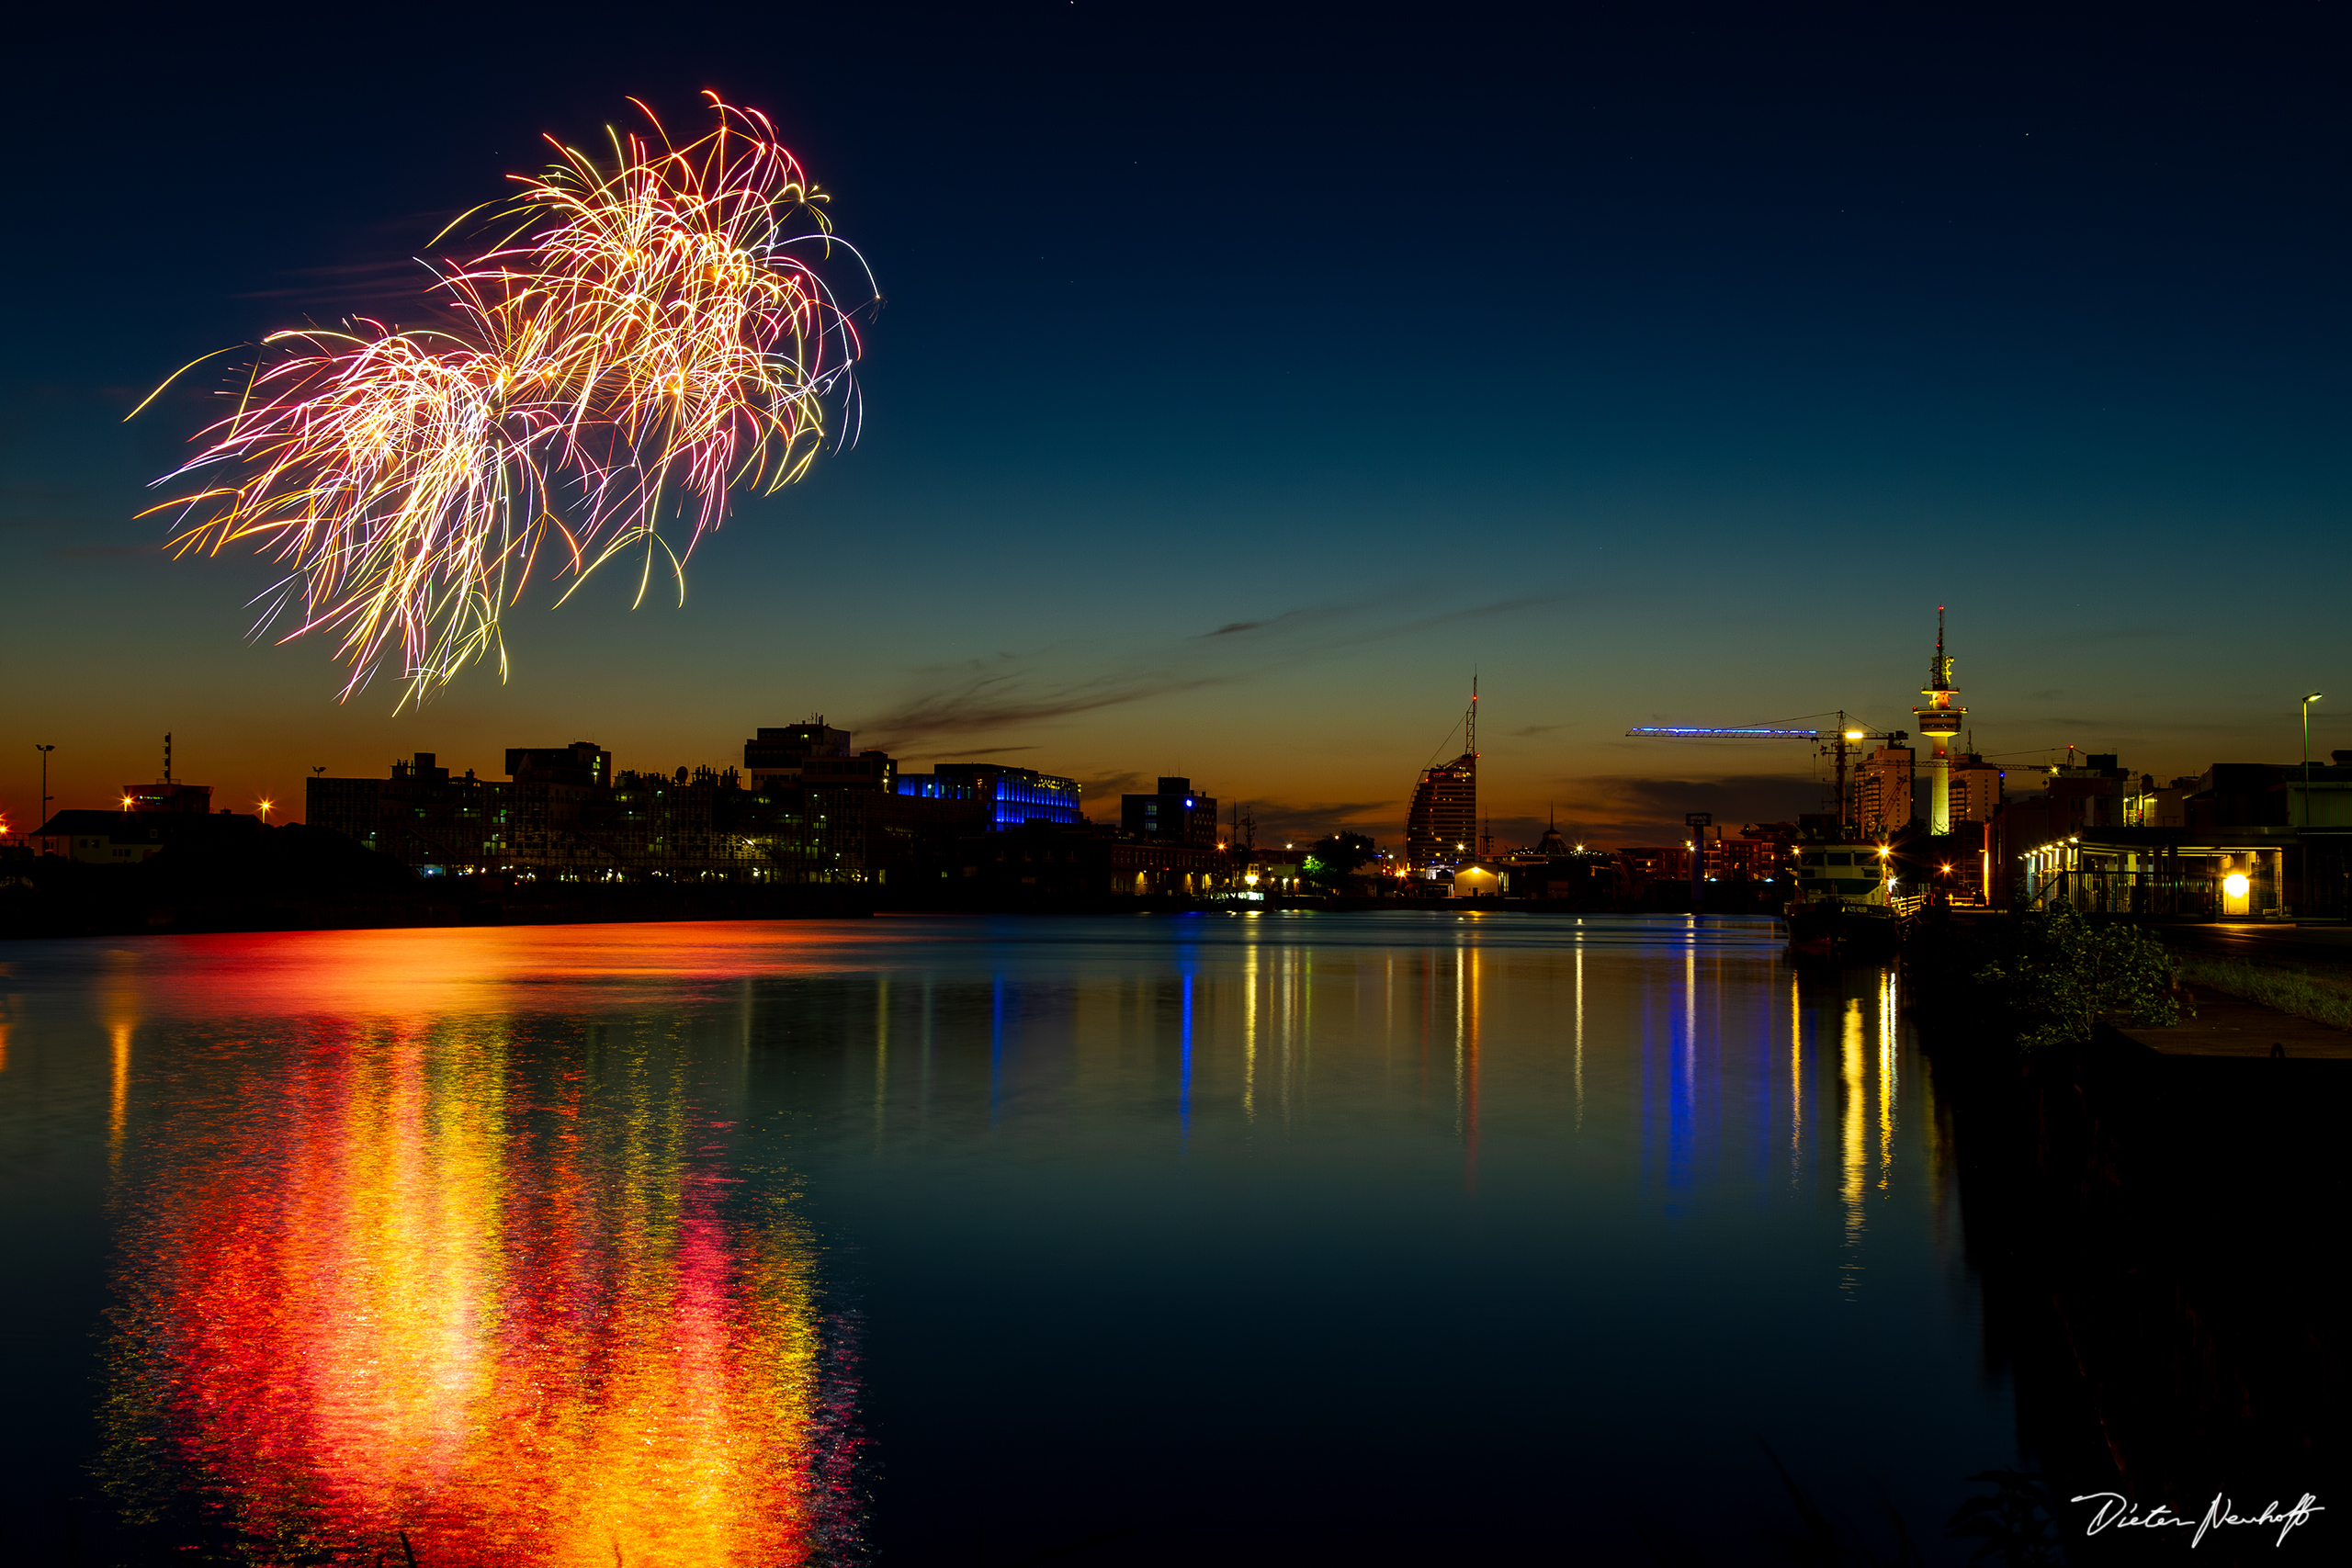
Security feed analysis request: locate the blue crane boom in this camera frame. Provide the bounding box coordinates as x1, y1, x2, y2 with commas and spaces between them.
1624, 712, 1908, 833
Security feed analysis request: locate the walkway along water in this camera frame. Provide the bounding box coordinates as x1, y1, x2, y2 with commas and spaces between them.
1905, 912, 2348, 1557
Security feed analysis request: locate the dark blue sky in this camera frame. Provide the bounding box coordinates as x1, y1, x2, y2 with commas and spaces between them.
6, 2, 2346, 844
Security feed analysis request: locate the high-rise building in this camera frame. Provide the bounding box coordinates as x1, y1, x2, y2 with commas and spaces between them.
1406, 682, 1480, 869
1948, 751, 2003, 825
1405, 754, 1477, 866
1851, 743, 1916, 837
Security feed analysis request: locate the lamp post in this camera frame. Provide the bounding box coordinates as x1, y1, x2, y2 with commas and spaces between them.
2301, 693, 2322, 915
34, 744, 55, 847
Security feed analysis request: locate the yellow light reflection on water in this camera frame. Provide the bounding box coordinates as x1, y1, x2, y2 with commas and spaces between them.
102, 1010, 845, 1566
1839, 997, 1866, 1293
1877, 970, 1898, 1191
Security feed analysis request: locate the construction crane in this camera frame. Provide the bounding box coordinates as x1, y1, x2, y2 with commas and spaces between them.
1624, 712, 1910, 834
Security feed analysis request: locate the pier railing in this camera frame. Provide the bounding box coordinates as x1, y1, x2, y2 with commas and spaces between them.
2021, 869, 2221, 919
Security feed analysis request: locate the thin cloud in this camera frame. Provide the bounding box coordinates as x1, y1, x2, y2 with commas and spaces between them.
1191, 604, 1342, 639
1069, 769, 1152, 802
1550, 773, 1832, 843
867, 591, 1573, 756
859, 667, 1236, 750
899, 744, 1039, 761
1241, 798, 1396, 841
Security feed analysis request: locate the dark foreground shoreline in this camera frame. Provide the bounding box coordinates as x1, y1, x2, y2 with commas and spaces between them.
1920, 1021, 2348, 1556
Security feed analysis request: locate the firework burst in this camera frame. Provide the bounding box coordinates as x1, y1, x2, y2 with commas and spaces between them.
146, 96, 873, 706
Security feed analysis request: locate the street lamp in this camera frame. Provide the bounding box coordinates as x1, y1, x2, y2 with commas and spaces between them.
33, 744, 55, 841
2301, 693, 2322, 914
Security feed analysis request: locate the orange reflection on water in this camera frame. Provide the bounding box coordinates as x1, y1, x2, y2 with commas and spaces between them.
106, 1017, 850, 1565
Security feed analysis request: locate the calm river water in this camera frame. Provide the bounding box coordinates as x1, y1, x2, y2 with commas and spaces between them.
0, 913, 2014, 1565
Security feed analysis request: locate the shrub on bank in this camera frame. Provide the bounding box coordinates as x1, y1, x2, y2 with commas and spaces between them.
1910, 905, 2184, 1053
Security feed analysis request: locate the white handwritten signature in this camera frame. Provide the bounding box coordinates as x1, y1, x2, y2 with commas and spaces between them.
2073, 1491, 2324, 1548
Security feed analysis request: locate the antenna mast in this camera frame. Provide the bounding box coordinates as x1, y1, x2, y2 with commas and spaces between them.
1467, 675, 1477, 757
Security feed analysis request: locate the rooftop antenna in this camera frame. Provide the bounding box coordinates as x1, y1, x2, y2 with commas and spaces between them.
163, 732, 172, 785
1467, 674, 1477, 758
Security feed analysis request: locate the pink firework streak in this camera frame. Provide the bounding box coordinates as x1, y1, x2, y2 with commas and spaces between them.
143, 96, 875, 706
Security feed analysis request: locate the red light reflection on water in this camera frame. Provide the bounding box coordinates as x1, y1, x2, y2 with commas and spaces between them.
105, 1011, 854, 1565
118, 921, 928, 1019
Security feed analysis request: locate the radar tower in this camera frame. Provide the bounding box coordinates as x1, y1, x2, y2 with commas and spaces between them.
1912, 609, 1966, 835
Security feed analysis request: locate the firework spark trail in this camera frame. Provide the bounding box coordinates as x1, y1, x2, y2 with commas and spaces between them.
146, 95, 872, 707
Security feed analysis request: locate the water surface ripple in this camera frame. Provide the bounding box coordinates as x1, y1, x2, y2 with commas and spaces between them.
0, 913, 2010, 1564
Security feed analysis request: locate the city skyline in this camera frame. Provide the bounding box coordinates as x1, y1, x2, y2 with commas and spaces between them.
6, 6, 2346, 846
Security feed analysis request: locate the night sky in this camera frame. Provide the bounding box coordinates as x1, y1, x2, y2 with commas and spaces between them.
6, 3, 2346, 847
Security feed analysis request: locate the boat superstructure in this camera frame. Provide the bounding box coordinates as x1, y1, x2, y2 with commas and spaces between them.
1786, 840, 1903, 958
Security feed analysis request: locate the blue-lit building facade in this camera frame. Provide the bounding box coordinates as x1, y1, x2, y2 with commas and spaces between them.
897, 762, 1084, 829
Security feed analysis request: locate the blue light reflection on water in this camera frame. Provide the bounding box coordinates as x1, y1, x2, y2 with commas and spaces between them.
0, 912, 2011, 1565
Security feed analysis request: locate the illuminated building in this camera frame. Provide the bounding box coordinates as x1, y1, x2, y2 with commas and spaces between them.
1615, 846, 1688, 891
1404, 754, 1476, 870
1121, 777, 1219, 846
1947, 751, 2003, 825
309, 734, 997, 884
29, 807, 259, 864
312, 738, 945, 879
307, 753, 506, 871
1912, 609, 1967, 836
742, 718, 854, 789
1450, 863, 1509, 897
1988, 754, 2352, 917
1405, 685, 1480, 872
1850, 743, 1915, 837
903, 762, 1082, 828
122, 734, 213, 814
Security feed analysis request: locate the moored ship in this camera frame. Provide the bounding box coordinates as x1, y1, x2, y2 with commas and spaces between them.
1785, 842, 1903, 959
